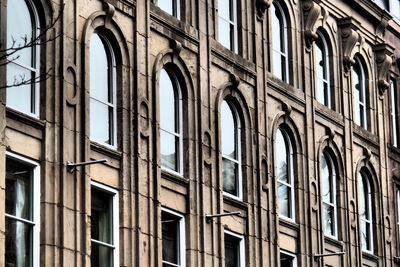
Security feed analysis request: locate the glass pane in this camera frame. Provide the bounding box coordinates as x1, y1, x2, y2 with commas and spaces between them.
280, 254, 294, 267
360, 219, 368, 251
276, 130, 288, 183
7, 0, 34, 67
271, 5, 282, 53
320, 154, 331, 203
222, 158, 238, 196
221, 101, 237, 159
6, 160, 32, 220
90, 99, 111, 145
91, 189, 112, 244
7, 63, 34, 114
225, 234, 240, 267
219, 0, 230, 19
162, 212, 180, 264
272, 50, 283, 80
218, 18, 232, 50
393, 0, 400, 18
353, 67, 361, 126
90, 34, 110, 103
159, 69, 177, 133
323, 203, 333, 236
5, 218, 32, 267
161, 130, 178, 171
91, 242, 113, 267
278, 182, 290, 217
158, 0, 173, 15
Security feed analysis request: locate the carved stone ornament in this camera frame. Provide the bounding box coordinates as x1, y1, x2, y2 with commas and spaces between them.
338, 17, 361, 73
373, 43, 394, 96
103, 2, 115, 27
256, 0, 270, 20
170, 39, 182, 55
301, 0, 321, 50
229, 73, 240, 87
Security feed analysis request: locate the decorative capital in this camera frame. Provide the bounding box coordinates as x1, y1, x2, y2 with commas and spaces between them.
170, 40, 182, 55
373, 43, 394, 96
301, 0, 321, 50
103, 2, 115, 27
229, 73, 240, 88
338, 17, 361, 73
282, 102, 292, 116
256, 0, 270, 20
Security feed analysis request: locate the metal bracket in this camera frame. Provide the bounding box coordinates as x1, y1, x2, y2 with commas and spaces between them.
205, 211, 241, 223
67, 159, 107, 173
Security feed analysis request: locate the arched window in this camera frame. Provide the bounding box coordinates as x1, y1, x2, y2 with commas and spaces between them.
359, 171, 374, 252
271, 2, 289, 83
221, 100, 242, 199
90, 33, 117, 147
159, 68, 182, 174
6, 0, 40, 116
353, 57, 368, 129
320, 152, 337, 238
315, 33, 331, 107
275, 128, 295, 220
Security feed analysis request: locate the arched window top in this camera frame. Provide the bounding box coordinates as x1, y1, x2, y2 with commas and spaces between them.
221, 99, 242, 199
159, 67, 183, 174
271, 2, 289, 83
6, 0, 40, 116
89, 33, 117, 147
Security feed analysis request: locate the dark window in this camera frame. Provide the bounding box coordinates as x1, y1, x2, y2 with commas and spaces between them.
280, 252, 296, 267
162, 210, 185, 267
224, 232, 244, 267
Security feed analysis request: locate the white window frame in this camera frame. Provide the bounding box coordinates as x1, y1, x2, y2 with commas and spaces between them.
90, 181, 119, 267
321, 152, 338, 238
280, 250, 297, 267
221, 100, 243, 200
159, 68, 183, 176
224, 229, 245, 267
89, 33, 118, 148
161, 207, 186, 267
6, 0, 40, 117
358, 172, 374, 253
390, 79, 398, 147
353, 57, 368, 129
217, 0, 238, 53
276, 128, 295, 222
5, 151, 40, 267
315, 33, 331, 108
271, 2, 289, 83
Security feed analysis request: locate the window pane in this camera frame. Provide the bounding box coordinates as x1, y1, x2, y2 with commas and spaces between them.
219, 0, 230, 19
91, 189, 112, 244
278, 182, 290, 217
225, 234, 240, 267
7, 0, 33, 67
158, 0, 173, 15
159, 69, 177, 133
280, 253, 295, 267
392, 0, 400, 18
160, 130, 179, 171
91, 242, 113, 267
353, 67, 361, 126
162, 212, 180, 264
5, 218, 32, 267
223, 158, 238, 196
323, 203, 334, 236
90, 99, 111, 145
6, 160, 32, 220
276, 130, 288, 183
221, 101, 237, 159
90, 34, 110, 103
320, 154, 331, 203
218, 18, 233, 51
7, 63, 35, 114
271, 5, 282, 53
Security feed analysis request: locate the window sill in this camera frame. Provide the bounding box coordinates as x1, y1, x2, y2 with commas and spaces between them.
362, 250, 378, 262
90, 141, 122, 160
278, 217, 299, 230
353, 124, 379, 146
223, 194, 248, 211
6, 107, 44, 130
324, 235, 343, 248
161, 168, 188, 186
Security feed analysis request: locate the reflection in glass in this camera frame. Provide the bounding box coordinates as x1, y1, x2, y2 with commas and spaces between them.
5, 218, 32, 267
359, 172, 373, 252
321, 152, 337, 237
315, 35, 330, 107
353, 59, 367, 129
162, 212, 180, 265
161, 130, 178, 171
271, 3, 288, 82
224, 233, 240, 267
223, 158, 238, 195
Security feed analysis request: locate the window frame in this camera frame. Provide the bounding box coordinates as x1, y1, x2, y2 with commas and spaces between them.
352, 57, 368, 129
90, 181, 119, 267
6, 0, 41, 117
358, 172, 374, 253
89, 32, 118, 148
159, 67, 184, 176
161, 207, 186, 267
314, 33, 331, 108
320, 151, 338, 238
5, 151, 40, 267
280, 250, 297, 267
390, 78, 399, 147
271, 1, 289, 83
157, 0, 181, 19
217, 0, 238, 53
223, 229, 245, 267
221, 99, 243, 200
397, 187, 400, 247
275, 128, 295, 221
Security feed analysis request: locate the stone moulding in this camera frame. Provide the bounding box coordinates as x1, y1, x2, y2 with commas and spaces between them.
338, 17, 362, 73
301, 0, 320, 50
373, 43, 394, 97
256, 0, 271, 20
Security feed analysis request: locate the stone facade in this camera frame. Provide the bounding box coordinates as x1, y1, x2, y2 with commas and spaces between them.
0, 0, 399, 266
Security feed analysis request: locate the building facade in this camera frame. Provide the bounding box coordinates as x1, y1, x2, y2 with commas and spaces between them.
0, 0, 400, 266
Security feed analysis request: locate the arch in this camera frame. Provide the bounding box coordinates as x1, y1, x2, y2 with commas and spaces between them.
317, 136, 344, 182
